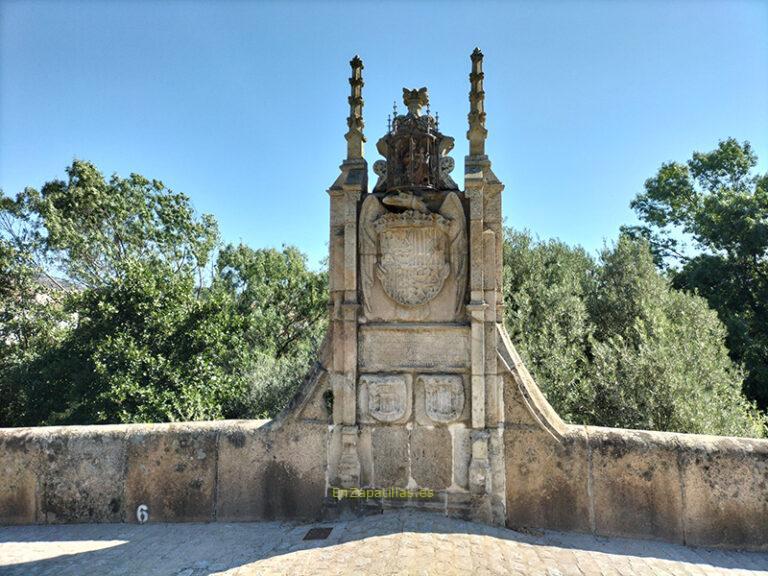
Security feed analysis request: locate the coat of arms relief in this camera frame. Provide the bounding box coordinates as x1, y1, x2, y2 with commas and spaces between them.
359, 192, 467, 322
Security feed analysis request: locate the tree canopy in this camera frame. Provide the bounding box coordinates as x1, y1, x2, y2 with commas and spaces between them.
624, 138, 768, 410
504, 230, 765, 437
0, 160, 324, 426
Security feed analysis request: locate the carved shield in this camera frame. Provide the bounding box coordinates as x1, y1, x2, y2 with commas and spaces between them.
367, 376, 408, 423
374, 212, 450, 307
422, 375, 465, 423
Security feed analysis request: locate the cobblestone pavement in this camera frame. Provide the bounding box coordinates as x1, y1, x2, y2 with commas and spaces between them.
1, 511, 767, 576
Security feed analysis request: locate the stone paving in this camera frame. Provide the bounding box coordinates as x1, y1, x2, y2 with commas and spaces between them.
1, 511, 766, 576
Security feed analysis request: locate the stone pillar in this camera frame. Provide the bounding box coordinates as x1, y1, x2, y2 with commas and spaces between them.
466, 127, 487, 433
464, 49, 505, 523
327, 57, 368, 490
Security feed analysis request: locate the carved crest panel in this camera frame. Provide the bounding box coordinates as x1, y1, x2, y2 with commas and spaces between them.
359, 192, 467, 321
374, 211, 450, 307
420, 375, 465, 424
358, 374, 412, 424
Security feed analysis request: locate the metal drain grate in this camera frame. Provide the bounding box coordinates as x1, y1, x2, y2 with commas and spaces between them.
303, 527, 333, 540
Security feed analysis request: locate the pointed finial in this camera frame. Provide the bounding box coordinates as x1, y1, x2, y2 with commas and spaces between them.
467, 48, 488, 157
345, 55, 366, 160
393, 100, 398, 118
387, 113, 391, 133
435, 111, 439, 130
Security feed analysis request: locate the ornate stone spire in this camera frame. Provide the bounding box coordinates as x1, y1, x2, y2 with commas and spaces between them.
345, 55, 366, 160
467, 47, 488, 157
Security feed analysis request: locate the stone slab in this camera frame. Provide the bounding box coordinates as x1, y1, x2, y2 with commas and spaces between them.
124, 423, 217, 523
371, 427, 409, 488
217, 421, 327, 521
505, 426, 591, 533
0, 430, 42, 524
589, 427, 684, 543
40, 427, 127, 523
451, 426, 471, 490
359, 325, 470, 372
679, 435, 768, 549
410, 427, 452, 489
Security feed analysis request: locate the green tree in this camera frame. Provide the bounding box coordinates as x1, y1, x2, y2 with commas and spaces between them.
624, 139, 768, 409
587, 237, 763, 437
215, 244, 327, 359
504, 229, 765, 437
503, 230, 596, 422
0, 161, 327, 426
214, 244, 328, 418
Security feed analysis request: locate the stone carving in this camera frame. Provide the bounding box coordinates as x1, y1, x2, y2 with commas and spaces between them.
439, 192, 467, 316
360, 375, 410, 423
375, 87, 458, 194
345, 55, 366, 160
382, 191, 428, 213
359, 192, 466, 315
373, 159, 387, 179
403, 87, 429, 115
337, 426, 361, 487
440, 156, 455, 176
359, 195, 386, 316
421, 375, 465, 423
374, 210, 450, 307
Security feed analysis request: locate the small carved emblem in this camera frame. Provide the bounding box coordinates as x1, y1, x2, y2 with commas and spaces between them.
366, 375, 408, 423
421, 375, 465, 423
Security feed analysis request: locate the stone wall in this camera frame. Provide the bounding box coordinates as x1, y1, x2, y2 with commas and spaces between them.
501, 331, 768, 551
0, 419, 328, 525
0, 323, 765, 550
0, 343, 333, 526
2, 327, 765, 551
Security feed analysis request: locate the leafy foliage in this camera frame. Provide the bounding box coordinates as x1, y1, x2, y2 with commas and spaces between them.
623, 139, 768, 409
0, 161, 325, 426
504, 230, 765, 437
215, 244, 327, 359
503, 230, 595, 420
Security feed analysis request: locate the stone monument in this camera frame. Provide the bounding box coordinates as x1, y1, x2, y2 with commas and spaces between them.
326, 49, 508, 523
2, 50, 766, 551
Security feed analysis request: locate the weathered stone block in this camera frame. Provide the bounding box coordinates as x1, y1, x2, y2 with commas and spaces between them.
124, 423, 217, 523
446, 491, 473, 520
410, 427, 452, 489
679, 435, 768, 550
0, 430, 43, 524
359, 325, 470, 372
502, 372, 542, 429
357, 426, 374, 486
371, 427, 409, 488
589, 427, 683, 542
40, 426, 127, 523
452, 426, 471, 490
217, 421, 327, 521
505, 427, 591, 533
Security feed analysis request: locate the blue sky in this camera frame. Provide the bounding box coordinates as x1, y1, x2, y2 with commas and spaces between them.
1, 0, 766, 268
